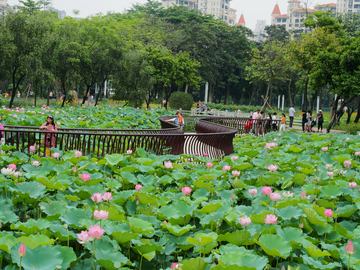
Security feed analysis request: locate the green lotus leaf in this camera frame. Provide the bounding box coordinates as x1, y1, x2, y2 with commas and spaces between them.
57, 246, 77, 270
302, 255, 341, 269
292, 174, 307, 185
137, 174, 155, 185
255, 234, 292, 259
10, 219, 51, 235
96, 248, 131, 269
200, 202, 223, 213
303, 208, 326, 227
112, 231, 139, 244
215, 250, 268, 270
316, 199, 335, 209
0, 235, 16, 253
60, 208, 92, 229
337, 204, 357, 218
320, 185, 342, 198
257, 175, 279, 186
300, 168, 315, 175
11, 243, 63, 270
8, 181, 46, 199
210, 265, 256, 270
182, 257, 208, 270
250, 211, 273, 224
134, 192, 158, 206
39, 201, 67, 217
187, 232, 217, 247
165, 223, 194, 237
276, 206, 304, 220
49, 224, 77, 241
277, 227, 304, 248
127, 217, 154, 236
121, 171, 137, 184
132, 239, 162, 256
232, 178, 247, 189
15, 235, 55, 249
64, 195, 80, 202
302, 239, 330, 257
105, 154, 124, 166
332, 154, 351, 163
217, 230, 251, 246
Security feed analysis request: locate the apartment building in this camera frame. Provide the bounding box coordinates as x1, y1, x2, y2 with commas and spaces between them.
271, 0, 337, 34
253, 20, 266, 42
162, 0, 237, 25
336, 0, 360, 13
0, 0, 7, 16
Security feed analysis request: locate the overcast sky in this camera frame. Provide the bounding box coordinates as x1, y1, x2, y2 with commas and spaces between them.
7, 0, 333, 30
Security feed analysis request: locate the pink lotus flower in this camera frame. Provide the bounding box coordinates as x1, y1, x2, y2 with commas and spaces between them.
8, 164, 16, 170
222, 165, 231, 171
356, 152, 360, 156
249, 189, 257, 195
73, 167, 77, 173
171, 263, 178, 269
77, 231, 90, 244
231, 156, 239, 161
327, 171, 334, 177
346, 137, 350, 141
274, 138, 277, 142
267, 164, 278, 172
264, 214, 278, 224
164, 161, 173, 169
81, 174, 91, 181
194, 153, 199, 156
13, 114, 17, 118
29, 146, 35, 152
346, 241, 356, 255
344, 160, 352, 168
32, 161, 40, 167
126, 150, 133, 154
349, 182, 357, 188
13, 172, 21, 178
103, 192, 113, 201
17, 243, 26, 257
203, 153, 208, 157
181, 186, 192, 195
232, 170, 240, 177
91, 193, 103, 203
75, 151, 82, 157
57, 122, 61, 125
239, 216, 251, 226
270, 192, 282, 201
265, 142, 278, 149
52, 152, 60, 158
301, 191, 306, 198
322, 147, 328, 152
164, 220, 167, 224
324, 209, 333, 217
88, 225, 105, 239
206, 162, 213, 168
94, 210, 109, 220
262, 186, 272, 195
135, 184, 142, 191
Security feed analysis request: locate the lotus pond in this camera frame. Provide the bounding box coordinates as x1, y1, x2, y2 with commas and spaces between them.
1, 111, 360, 270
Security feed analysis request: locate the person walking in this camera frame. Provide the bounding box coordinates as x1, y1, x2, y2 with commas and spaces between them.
0, 115, 5, 154
301, 110, 307, 132
305, 110, 312, 133
289, 105, 296, 128
316, 109, 324, 133
280, 113, 286, 132
39, 115, 58, 156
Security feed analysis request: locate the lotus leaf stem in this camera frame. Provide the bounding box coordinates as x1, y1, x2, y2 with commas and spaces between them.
348, 253, 351, 270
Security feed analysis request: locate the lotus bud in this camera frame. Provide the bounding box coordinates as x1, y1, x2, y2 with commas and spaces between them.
63, 224, 68, 229
136, 200, 139, 205
231, 194, 235, 200
300, 223, 304, 229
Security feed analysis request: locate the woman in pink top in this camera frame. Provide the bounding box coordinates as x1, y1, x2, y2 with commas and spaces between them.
39, 115, 57, 149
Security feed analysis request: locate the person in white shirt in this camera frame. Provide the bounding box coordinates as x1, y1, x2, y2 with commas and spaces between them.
289, 105, 296, 128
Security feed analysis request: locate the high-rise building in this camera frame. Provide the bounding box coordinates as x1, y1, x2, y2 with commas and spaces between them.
161, 0, 237, 25
271, 1, 337, 34
0, 0, 7, 17
50, 8, 66, 19
336, 0, 360, 14
253, 20, 266, 42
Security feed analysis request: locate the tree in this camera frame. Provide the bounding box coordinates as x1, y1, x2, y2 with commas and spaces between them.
18, 0, 42, 13
127, 0, 163, 16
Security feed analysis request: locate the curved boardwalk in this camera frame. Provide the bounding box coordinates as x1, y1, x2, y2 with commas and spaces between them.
2, 117, 279, 159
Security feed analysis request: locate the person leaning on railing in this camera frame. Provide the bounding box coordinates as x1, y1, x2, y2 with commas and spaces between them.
164, 112, 184, 129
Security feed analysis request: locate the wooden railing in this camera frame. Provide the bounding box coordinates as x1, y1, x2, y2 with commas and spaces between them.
1, 116, 279, 159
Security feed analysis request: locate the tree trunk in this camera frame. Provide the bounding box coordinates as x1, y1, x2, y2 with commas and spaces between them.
61, 81, 67, 107
347, 107, 354, 124
240, 90, 244, 105
95, 83, 103, 106
248, 84, 259, 106
34, 90, 37, 106
304, 75, 309, 111
82, 85, 91, 105
225, 84, 230, 105
326, 95, 339, 133
46, 86, 50, 106
309, 92, 317, 112
184, 83, 189, 94
262, 75, 273, 111
354, 96, 360, 123
288, 73, 293, 106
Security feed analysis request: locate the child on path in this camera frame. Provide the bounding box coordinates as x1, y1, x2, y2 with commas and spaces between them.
280, 113, 286, 132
